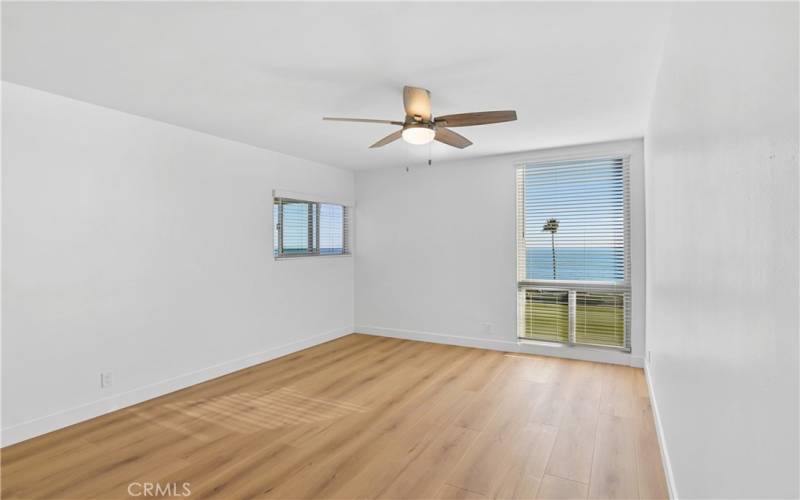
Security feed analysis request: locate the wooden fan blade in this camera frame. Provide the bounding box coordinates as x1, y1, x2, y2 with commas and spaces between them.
369, 129, 403, 148
324, 117, 404, 125
403, 86, 432, 121
434, 110, 517, 127
435, 127, 473, 149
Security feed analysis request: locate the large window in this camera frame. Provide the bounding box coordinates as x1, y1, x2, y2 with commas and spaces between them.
516, 156, 630, 350
273, 196, 350, 258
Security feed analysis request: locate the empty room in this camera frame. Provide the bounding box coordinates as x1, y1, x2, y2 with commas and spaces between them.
1, 1, 798, 499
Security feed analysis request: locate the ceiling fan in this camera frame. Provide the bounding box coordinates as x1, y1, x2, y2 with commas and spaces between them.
323, 86, 517, 149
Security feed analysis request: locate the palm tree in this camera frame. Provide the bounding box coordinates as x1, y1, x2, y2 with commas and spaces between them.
542, 218, 559, 279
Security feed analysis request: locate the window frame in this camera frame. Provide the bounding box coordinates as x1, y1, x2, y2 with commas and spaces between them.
515, 153, 632, 352
273, 196, 350, 259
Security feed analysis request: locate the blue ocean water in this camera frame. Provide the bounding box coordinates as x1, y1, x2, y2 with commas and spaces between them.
526, 247, 624, 281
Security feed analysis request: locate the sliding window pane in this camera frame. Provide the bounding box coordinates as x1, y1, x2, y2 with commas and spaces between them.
522, 289, 569, 343
319, 203, 345, 255
574, 291, 625, 347
281, 201, 311, 254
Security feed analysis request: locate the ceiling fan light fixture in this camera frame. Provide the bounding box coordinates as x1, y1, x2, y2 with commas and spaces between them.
323, 85, 517, 149
401, 124, 436, 145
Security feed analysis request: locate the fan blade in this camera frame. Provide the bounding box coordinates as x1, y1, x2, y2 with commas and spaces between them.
435, 110, 517, 127
369, 129, 403, 148
435, 127, 473, 149
324, 117, 404, 125
403, 86, 432, 121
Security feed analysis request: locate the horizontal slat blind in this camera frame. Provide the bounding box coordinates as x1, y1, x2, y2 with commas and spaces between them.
522, 289, 569, 343
574, 291, 628, 347
319, 203, 347, 255
516, 156, 630, 350
521, 158, 627, 282
273, 197, 350, 257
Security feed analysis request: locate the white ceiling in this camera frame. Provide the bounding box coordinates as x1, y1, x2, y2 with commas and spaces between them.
2, 2, 671, 170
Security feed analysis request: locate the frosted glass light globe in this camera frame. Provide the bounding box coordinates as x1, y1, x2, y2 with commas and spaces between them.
402, 126, 436, 145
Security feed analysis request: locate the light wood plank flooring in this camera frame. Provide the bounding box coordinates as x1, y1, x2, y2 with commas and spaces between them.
1, 334, 668, 499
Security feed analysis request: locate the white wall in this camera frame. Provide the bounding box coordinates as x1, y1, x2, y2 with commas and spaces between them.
355, 139, 646, 366
1, 83, 354, 445
644, 3, 799, 498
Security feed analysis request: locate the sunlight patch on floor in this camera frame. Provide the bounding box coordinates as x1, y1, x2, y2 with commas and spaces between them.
153, 387, 368, 434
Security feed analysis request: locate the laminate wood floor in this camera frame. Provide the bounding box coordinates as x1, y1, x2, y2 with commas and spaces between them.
1, 334, 668, 499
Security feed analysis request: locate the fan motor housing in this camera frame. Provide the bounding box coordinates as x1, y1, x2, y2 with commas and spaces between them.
403, 121, 435, 131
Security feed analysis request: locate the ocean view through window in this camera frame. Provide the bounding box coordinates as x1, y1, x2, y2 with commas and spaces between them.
516, 156, 630, 350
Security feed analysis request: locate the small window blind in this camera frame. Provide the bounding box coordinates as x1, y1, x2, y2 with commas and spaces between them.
516, 156, 631, 350
524, 289, 570, 343
273, 197, 350, 258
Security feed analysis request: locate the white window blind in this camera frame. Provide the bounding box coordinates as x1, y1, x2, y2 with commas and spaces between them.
273, 197, 350, 258
516, 156, 631, 350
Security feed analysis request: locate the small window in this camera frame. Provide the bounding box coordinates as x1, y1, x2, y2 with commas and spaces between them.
273, 197, 350, 258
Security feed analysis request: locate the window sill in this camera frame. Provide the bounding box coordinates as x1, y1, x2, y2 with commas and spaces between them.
274, 253, 352, 261
518, 338, 629, 353
516, 339, 637, 366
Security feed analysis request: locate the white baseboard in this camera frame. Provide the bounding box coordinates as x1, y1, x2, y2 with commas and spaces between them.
644, 363, 678, 499
1, 326, 353, 447
356, 325, 644, 367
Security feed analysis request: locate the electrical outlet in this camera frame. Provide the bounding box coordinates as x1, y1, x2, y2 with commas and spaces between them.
647, 350, 652, 364
101, 372, 113, 389
482, 321, 493, 336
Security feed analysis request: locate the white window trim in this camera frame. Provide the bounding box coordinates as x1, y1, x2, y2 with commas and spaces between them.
511, 139, 644, 361
272, 189, 354, 208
